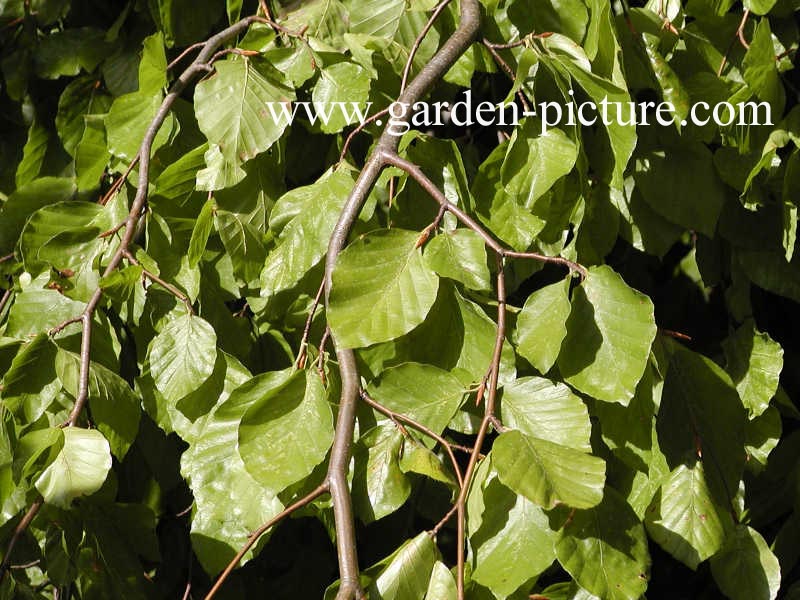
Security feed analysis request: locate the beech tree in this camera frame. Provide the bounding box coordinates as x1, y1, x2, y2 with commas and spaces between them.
0, 0, 799, 598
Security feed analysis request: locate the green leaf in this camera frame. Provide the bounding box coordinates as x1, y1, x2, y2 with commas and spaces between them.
238, 370, 333, 493
634, 141, 727, 237
0, 333, 60, 423
0, 177, 76, 255
260, 168, 355, 298
328, 229, 440, 348
399, 441, 457, 487
35, 428, 111, 509
188, 196, 216, 267
641, 36, 690, 125
711, 525, 781, 600
75, 115, 109, 191
742, 19, 784, 118
645, 462, 733, 569
745, 406, 781, 471
513, 278, 571, 373
501, 119, 579, 210
493, 429, 605, 509
657, 347, 746, 502
470, 475, 556, 597
347, 0, 405, 39
6, 288, 86, 338
148, 313, 218, 403
557, 265, 657, 404
353, 423, 410, 523
106, 90, 175, 161
370, 532, 438, 599
15, 119, 49, 188
181, 359, 283, 575
425, 562, 457, 600
722, 318, 783, 417
500, 377, 591, 451
55, 76, 112, 157
19, 201, 112, 274
152, 143, 207, 202
556, 488, 651, 600
214, 209, 266, 284
194, 58, 295, 187
55, 350, 141, 459
367, 363, 465, 439
311, 62, 371, 133
423, 229, 491, 291
743, 0, 778, 13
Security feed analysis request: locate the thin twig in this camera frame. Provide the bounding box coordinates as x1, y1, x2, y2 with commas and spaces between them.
99, 155, 139, 206
123, 250, 194, 314
382, 152, 586, 278
338, 107, 390, 164
0, 288, 12, 317
204, 484, 328, 600
316, 327, 331, 383
360, 390, 463, 487
401, 0, 454, 92
297, 279, 326, 369
0, 499, 43, 581
0, 253, 14, 264
416, 204, 447, 248
167, 42, 205, 71
718, 8, 751, 76
482, 39, 533, 113
454, 254, 507, 597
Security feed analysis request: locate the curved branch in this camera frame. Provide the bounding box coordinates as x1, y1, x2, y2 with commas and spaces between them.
0, 15, 260, 579
322, 2, 481, 598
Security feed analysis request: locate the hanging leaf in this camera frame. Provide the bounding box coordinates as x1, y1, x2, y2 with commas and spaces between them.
493, 429, 605, 509
35, 428, 112, 508
328, 229, 440, 348
558, 265, 657, 404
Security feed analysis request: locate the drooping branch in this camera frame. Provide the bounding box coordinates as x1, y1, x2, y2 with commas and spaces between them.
0, 14, 261, 580
322, 1, 481, 596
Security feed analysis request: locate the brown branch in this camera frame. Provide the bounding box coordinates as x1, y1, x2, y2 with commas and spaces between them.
203, 484, 327, 600
0, 15, 261, 577
123, 250, 194, 314
0, 253, 14, 264
454, 254, 507, 597
359, 390, 463, 488
338, 107, 390, 164
322, 1, 481, 597
482, 39, 533, 113
297, 278, 326, 369
0, 288, 12, 317
400, 0, 454, 93
718, 8, 751, 76
98, 155, 139, 206
0, 498, 43, 581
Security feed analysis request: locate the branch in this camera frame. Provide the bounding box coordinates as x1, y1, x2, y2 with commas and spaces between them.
400, 0, 454, 92
322, 1, 481, 597
123, 250, 194, 314
0, 14, 261, 577
203, 484, 328, 600
454, 254, 507, 597
0, 499, 43, 581
359, 390, 463, 488
0, 288, 12, 318
718, 8, 751, 76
